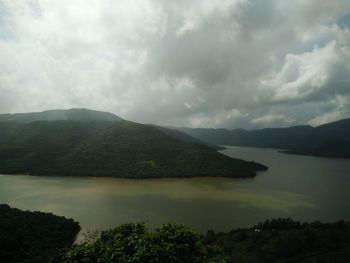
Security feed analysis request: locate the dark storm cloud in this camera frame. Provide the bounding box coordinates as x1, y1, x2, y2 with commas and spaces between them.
0, 0, 350, 128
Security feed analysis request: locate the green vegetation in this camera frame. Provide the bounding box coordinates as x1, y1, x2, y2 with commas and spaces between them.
63, 223, 225, 263
63, 219, 350, 263
0, 120, 266, 178
1, 205, 349, 263
0, 108, 223, 150
175, 118, 350, 158
208, 218, 350, 262
0, 204, 80, 263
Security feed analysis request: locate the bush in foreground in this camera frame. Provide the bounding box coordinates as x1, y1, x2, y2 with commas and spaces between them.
63, 219, 350, 263
63, 222, 227, 263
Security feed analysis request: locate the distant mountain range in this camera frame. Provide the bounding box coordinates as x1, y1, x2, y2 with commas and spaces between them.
0, 109, 267, 178
172, 118, 350, 158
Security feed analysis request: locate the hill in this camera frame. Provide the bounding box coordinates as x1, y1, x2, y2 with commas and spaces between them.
155, 125, 225, 151
0, 108, 123, 123
173, 118, 350, 158
0, 108, 224, 150
0, 120, 267, 178
0, 204, 80, 263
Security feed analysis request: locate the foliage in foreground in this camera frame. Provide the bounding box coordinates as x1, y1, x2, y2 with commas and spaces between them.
63, 222, 226, 263
1, 205, 349, 263
63, 219, 350, 263
0, 204, 80, 263
208, 218, 350, 262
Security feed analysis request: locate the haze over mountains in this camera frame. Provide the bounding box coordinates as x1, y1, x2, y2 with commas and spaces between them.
0, 109, 266, 178
173, 118, 350, 158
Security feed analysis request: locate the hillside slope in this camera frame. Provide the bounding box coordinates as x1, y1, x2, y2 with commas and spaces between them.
0, 108, 224, 150
155, 125, 225, 150
174, 118, 350, 158
0, 204, 80, 263
0, 120, 267, 178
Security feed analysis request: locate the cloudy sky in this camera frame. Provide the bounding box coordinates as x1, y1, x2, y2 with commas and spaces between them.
1, 0, 350, 129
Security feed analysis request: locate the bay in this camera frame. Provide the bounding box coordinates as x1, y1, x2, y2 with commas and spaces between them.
1, 146, 349, 236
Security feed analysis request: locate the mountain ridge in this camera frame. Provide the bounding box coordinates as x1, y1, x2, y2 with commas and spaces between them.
0, 108, 123, 123
0, 108, 223, 150
0, 109, 267, 178
171, 118, 350, 158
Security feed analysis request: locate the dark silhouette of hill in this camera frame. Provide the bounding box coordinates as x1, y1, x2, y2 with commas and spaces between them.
0, 204, 80, 263
172, 118, 350, 158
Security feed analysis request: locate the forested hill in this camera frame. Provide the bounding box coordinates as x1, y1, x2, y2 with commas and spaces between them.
0, 108, 223, 150
0, 108, 123, 123
173, 118, 350, 158
0, 204, 80, 263
0, 120, 266, 178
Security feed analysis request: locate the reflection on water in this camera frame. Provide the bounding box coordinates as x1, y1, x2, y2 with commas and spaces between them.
0, 146, 349, 236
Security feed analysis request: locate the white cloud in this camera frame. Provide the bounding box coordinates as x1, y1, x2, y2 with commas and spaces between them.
0, 0, 350, 128
308, 94, 350, 126
262, 41, 339, 102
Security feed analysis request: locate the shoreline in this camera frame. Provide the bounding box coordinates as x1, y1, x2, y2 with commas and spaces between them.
0, 172, 262, 181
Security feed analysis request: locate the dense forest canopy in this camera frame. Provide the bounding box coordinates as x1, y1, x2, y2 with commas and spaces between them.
0, 204, 80, 263
0, 116, 266, 178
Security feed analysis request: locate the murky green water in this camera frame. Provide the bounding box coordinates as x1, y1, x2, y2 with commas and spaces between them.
0, 146, 349, 236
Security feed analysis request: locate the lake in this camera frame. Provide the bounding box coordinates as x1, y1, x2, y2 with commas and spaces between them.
1, 146, 350, 237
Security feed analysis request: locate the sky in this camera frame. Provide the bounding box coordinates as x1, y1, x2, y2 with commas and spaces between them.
1, 0, 350, 129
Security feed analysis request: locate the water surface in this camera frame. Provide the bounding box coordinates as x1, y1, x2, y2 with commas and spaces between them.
0, 146, 349, 235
